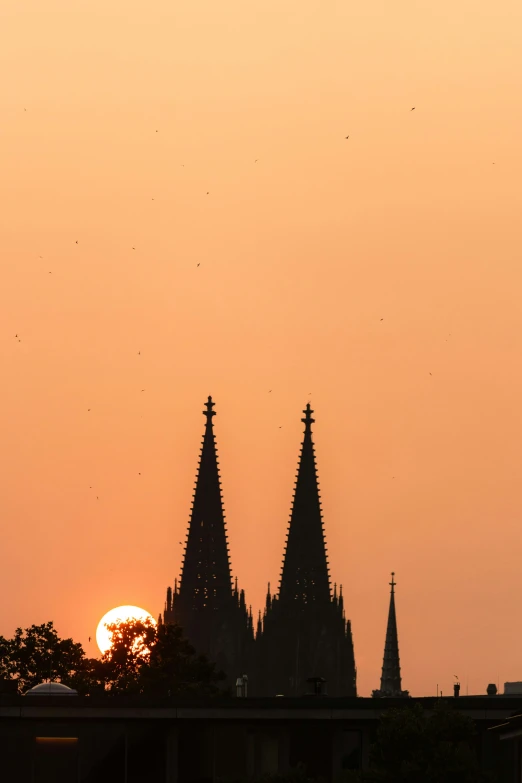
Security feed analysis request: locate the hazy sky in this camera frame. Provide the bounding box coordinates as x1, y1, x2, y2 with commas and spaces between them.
1, 0, 522, 697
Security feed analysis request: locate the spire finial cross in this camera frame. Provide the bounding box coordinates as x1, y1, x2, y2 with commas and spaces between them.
301, 402, 315, 431
390, 571, 396, 592
203, 395, 216, 421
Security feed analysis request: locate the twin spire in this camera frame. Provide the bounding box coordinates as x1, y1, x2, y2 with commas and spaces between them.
167, 396, 407, 697
180, 397, 332, 611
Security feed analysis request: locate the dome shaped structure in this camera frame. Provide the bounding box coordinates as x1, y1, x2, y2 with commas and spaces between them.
24, 682, 78, 696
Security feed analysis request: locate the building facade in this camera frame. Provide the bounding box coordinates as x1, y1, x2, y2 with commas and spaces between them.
0, 692, 518, 783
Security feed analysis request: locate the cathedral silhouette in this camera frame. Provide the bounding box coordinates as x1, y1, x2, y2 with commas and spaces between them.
160, 396, 406, 698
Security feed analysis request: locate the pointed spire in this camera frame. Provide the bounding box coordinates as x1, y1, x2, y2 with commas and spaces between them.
266, 582, 272, 611
377, 572, 407, 697
257, 610, 263, 639
178, 396, 233, 610
279, 403, 330, 604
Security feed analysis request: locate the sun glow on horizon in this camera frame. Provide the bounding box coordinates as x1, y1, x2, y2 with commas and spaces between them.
96, 605, 156, 654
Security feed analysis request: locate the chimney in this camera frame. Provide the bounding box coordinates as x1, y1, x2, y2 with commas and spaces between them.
235, 675, 248, 698
453, 682, 460, 698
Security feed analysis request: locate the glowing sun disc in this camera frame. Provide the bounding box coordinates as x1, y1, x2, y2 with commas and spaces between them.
96, 605, 156, 654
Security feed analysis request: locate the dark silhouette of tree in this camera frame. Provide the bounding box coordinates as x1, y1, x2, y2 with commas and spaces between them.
140, 622, 226, 696
100, 617, 156, 693
0, 619, 227, 697
100, 619, 226, 696
346, 701, 496, 783
0, 622, 86, 693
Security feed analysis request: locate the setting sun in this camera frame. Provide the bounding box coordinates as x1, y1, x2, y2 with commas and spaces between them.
96, 606, 156, 654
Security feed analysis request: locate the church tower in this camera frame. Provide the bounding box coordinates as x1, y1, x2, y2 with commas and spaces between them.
254, 404, 357, 696
372, 573, 409, 698
162, 396, 253, 683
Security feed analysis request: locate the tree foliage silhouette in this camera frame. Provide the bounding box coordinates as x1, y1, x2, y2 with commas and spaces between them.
100, 617, 156, 693
346, 701, 496, 783
100, 618, 226, 696
139, 622, 226, 696
0, 619, 226, 697
0, 622, 87, 693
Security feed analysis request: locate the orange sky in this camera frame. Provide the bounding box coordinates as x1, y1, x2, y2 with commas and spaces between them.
1, 0, 522, 697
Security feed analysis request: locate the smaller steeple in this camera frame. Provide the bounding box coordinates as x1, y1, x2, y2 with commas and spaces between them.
373, 572, 409, 698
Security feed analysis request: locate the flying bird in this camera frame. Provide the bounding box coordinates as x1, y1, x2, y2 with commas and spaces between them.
141, 389, 145, 392
345, 135, 349, 139
268, 390, 272, 393
197, 263, 200, 267
75, 240, 78, 244
411, 107, 415, 111
380, 318, 384, 321
87, 408, 91, 412
255, 159, 258, 162
88, 637, 91, 642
